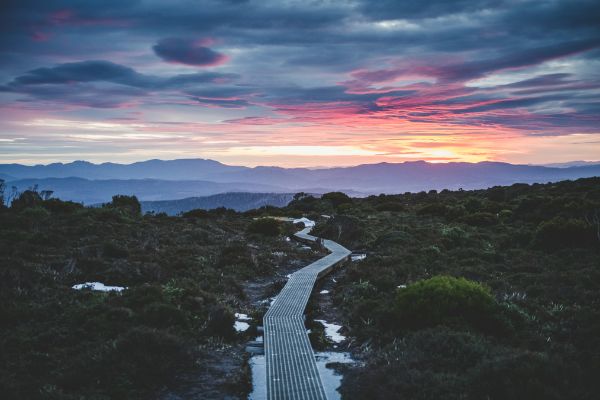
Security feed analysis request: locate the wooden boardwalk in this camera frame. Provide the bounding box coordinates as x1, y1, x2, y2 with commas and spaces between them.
263, 223, 351, 400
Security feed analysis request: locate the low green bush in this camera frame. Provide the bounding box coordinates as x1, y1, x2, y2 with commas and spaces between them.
391, 276, 499, 333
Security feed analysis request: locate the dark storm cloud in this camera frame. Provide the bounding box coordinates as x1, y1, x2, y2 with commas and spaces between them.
2, 60, 237, 90
439, 39, 600, 81
9, 61, 144, 86
153, 38, 227, 66
349, 39, 600, 87
1, 60, 242, 108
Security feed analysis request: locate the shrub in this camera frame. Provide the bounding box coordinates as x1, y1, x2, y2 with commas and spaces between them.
112, 327, 191, 386
311, 215, 368, 248
11, 190, 43, 211
217, 244, 254, 271
288, 194, 319, 212
108, 195, 141, 216
441, 226, 469, 247
19, 206, 50, 222
42, 198, 83, 214
247, 218, 280, 236
469, 352, 576, 400
534, 217, 594, 249
392, 276, 499, 333
121, 285, 165, 309
204, 304, 235, 339
322, 191, 353, 208
182, 209, 210, 219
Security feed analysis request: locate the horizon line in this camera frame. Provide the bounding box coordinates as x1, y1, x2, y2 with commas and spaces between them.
2, 157, 600, 169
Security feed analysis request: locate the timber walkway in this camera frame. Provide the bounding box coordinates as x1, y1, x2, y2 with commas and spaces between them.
263, 222, 351, 400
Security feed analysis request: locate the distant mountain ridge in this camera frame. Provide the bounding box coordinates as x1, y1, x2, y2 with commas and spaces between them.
542, 160, 600, 168
5, 177, 286, 204
141, 192, 296, 215
0, 159, 245, 181
2, 159, 600, 202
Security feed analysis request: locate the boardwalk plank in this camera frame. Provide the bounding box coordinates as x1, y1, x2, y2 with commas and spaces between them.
264, 225, 351, 400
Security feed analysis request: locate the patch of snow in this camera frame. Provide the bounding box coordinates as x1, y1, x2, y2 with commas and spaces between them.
72, 282, 125, 292
321, 214, 331, 219
315, 319, 346, 343
235, 313, 252, 321
285, 236, 291, 242
259, 297, 276, 306
286, 273, 293, 279
320, 290, 330, 294
351, 253, 366, 261
299, 245, 312, 251
397, 284, 407, 289
272, 251, 286, 257
293, 217, 316, 228
234, 312, 252, 332
234, 321, 250, 332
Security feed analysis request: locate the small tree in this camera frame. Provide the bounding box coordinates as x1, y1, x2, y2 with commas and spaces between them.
40, 190, 54, 200
293, 192, 309, 201
322, 191, 352, 208
108, 195, 142, 216
11, 190, 43, 211
6, 186, 19, 205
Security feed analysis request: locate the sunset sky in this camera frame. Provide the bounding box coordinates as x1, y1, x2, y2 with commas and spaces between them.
1, 0, 599, 167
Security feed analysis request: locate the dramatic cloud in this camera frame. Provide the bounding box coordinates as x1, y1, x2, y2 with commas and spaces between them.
1, 60, 240, 108
0, 0, 599, 166
3, 60, 237, 89
153, 38, 227, 66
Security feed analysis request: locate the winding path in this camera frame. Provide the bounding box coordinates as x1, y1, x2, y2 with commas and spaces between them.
263, 221, 351, 400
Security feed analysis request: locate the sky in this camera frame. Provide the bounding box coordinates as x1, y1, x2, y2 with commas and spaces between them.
1, 0, 599, 167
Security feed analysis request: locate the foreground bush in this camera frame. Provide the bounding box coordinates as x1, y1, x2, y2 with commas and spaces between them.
340, 327, 576, 400
391, 276, 499, 333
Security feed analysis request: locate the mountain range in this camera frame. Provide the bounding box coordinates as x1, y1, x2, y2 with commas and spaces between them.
2, 158, 600, 205
141, 192, 295, 215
